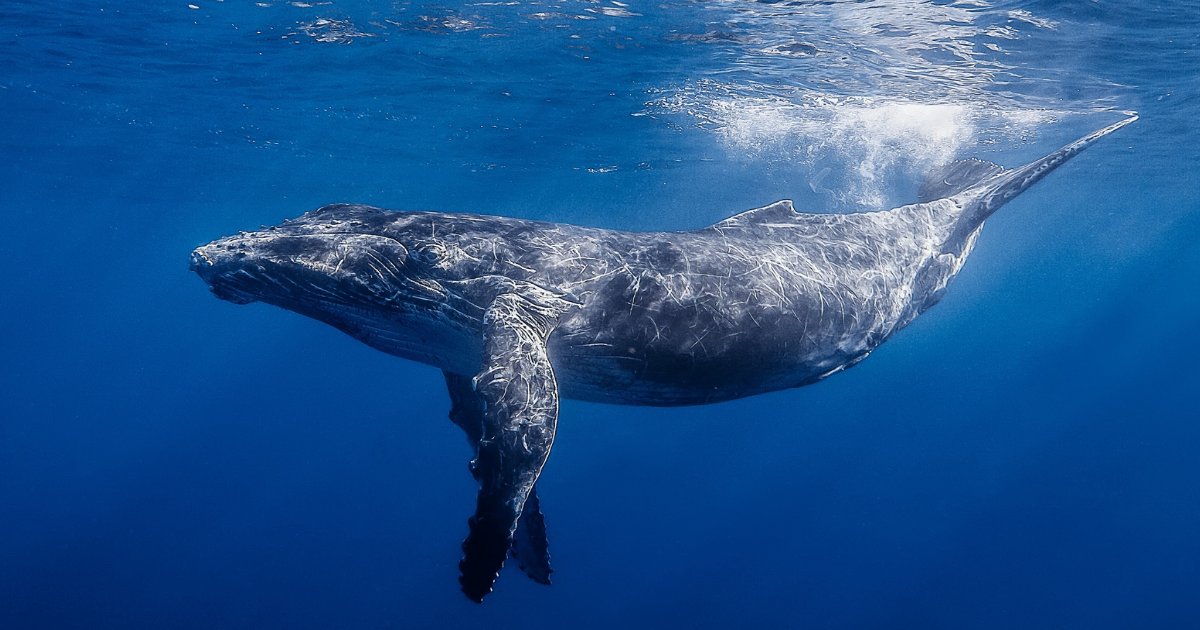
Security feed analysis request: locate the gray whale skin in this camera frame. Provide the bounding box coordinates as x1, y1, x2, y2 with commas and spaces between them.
192, 117, 1134, 602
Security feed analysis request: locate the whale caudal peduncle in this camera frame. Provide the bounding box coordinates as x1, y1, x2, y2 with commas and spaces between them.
946, 115, 1138, 245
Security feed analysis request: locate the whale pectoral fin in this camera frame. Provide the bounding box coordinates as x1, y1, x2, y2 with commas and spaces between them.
445, 370, 483, 444
458, 290, 573, 603
444, 369, 553, 586
511, 487, 552, 584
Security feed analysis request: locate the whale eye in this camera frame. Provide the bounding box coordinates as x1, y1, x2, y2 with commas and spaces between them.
410, 243, 446, 266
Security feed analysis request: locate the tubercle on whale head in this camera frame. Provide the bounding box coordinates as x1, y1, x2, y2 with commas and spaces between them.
190, 245, 258, 304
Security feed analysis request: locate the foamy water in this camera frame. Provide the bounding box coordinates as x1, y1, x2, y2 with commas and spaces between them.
644, 0, 1114, 208
650, 80, 1059, 208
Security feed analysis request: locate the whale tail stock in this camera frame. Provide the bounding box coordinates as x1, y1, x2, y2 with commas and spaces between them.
927, 114, 1138, 245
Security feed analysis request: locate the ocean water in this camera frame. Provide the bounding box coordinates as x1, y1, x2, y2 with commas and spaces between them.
2, 0, 1198, 627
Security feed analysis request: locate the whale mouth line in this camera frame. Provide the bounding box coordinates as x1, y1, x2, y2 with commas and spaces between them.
193, 254, 446, 312
209, 283, 258, 305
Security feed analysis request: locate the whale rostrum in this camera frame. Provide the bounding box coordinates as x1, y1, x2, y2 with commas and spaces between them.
191, 116, 1135, 601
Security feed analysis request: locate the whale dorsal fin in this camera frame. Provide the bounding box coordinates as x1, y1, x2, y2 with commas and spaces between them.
458, 287, 574, 603
919, 158, 1006, 202
708, 200, 797, 229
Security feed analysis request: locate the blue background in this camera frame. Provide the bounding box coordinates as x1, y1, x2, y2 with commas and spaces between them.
2, 1, 1197, 627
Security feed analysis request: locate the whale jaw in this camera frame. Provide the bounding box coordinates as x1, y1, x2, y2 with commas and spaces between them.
190, 247, 259, 304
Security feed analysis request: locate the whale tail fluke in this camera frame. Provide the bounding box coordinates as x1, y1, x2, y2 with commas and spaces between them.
944, 114, 1137, 243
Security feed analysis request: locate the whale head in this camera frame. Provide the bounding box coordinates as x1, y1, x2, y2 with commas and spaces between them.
192, 204, 441, 305
191, 203, 483, 369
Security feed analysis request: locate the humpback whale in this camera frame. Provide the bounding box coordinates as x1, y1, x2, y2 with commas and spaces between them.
191, 116, 1135, 601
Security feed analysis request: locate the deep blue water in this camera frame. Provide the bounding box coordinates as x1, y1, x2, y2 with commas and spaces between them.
2, 1, 1198, 627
